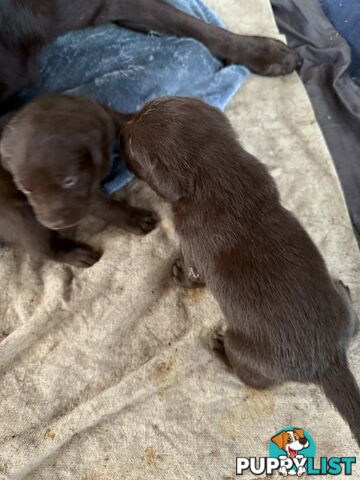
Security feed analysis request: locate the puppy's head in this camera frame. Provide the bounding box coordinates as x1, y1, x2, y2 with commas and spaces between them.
0, 95, 112, 230
121, 96, 235, 203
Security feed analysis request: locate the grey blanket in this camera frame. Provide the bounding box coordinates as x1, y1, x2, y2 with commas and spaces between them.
271, 0, 360, 238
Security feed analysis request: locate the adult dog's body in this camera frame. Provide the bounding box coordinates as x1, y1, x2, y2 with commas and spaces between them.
121, 96, 360, 446
0, 94, 156, 267
0, 0, 301, 102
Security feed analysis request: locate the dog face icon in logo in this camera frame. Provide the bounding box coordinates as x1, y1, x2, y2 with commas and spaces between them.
269, 427, 315, 476
272, 428, 309, 459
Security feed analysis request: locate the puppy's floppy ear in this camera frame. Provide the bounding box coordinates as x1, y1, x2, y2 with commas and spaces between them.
134, 149, 184, 203
294, 429, 305, 439
86, 139, 103, 167
77, 132, 105, 169
148, 160, 185, 203
124, 133, 185, 203
271, 431, 287, 450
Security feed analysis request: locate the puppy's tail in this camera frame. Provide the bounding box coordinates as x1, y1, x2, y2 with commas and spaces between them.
318, 353, 360, 447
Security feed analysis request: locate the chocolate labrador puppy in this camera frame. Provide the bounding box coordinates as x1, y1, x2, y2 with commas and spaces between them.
121, 96, 360, 446
0, 0, 301, 103
0, 94, 156, 267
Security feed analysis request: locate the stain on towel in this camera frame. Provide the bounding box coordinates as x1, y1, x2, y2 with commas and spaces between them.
44, 429, 56, 440
153, 355, 177, 397
219, 388, 274, 440
145, 447, 157, 467
185, 287, 206, 305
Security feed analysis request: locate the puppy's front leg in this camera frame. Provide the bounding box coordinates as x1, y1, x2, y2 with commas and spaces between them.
171, 253, 205, 288
92, 192, 157, 235
100, 0, 301, 76
0, 203, 101, 268
52, 237, 102, 268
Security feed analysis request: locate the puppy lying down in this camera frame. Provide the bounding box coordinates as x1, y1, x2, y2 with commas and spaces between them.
0, 94, 156, 267
121, 96, 360, 446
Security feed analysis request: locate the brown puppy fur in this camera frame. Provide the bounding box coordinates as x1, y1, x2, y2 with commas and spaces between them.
121, 96, 360, 446
0, 0, 302, 104
0, 94, 156, 268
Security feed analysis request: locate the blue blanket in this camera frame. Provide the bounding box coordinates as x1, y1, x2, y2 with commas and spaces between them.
15, 0, 249, 194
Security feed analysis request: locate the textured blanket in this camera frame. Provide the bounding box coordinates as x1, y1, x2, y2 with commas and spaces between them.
272, 0, 360, 236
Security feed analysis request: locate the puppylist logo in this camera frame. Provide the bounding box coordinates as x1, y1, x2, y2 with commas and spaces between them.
236, 427, 356, 476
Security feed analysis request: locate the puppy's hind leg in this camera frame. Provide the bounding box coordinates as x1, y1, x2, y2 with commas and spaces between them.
212, 328, 280, 390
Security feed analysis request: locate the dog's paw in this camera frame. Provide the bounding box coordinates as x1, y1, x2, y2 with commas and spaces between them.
64, 245, 102, 268
297, 466, 306, 476
278, 466, 289, 476
127, 208, 158, 235
228, 37, 302, 76
263, 39, 302, 76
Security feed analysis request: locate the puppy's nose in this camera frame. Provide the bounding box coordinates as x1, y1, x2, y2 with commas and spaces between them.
299, 438, 308, 445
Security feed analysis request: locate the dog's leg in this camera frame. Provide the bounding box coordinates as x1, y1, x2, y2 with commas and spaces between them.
0, 204, 101, 268
212, 328, 280, 389
171, 253, 205, 288
99, 0, 301, 76
51, 237, 102, 268
92, 191, 157, 234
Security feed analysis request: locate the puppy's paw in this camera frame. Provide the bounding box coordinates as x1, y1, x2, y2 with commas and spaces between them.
263, 39, 302, 76
229, 37, 302, 76
63, 244, 102, 268
278, 465, 289, 477
297, 466, 306, 476
127, 208, 158, 235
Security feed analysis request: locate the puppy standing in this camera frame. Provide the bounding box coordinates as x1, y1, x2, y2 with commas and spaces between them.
0, 94, 156, 267
121, 96, 360, 446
